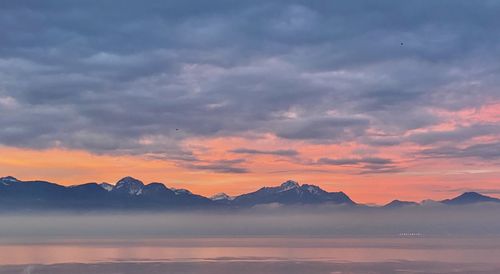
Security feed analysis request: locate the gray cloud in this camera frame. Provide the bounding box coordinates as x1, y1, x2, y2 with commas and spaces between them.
316, 157, 401, 174
421, 142, 500, 160
409, 124, 500, 145
362, 136, 403, 147
275, 117, 370, 142
230, 148, 299, 156
182, 159, 249, 174
358, 164, 404, 174
0, 0, 499, 164
317, 157, 393, 166
184, 164, 249, 174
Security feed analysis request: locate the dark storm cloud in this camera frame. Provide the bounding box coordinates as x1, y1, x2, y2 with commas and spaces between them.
230, 148, 299, 156
1, 0, 500, 164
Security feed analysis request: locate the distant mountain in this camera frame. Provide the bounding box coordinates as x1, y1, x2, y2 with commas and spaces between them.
113, 176, 144, 195
142, 182, 174, 196
210, 193, 234, 201
0, 176, 19, 184
99, 182, 114, 191
232, 180, 355, 206
384, 192, 500, 207
210, 193, 235, 206
383, 200, 419, 208
1, 176, 499, 211
0, 176, 67, 207
441, 192, 500, 205
0, 176, 212, 211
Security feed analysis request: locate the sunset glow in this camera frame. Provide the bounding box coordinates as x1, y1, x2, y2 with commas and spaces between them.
1, 1, 500, 205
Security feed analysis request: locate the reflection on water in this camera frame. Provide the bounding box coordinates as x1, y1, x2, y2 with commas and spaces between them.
1, 237, 500, 265
2, 209, 500, 273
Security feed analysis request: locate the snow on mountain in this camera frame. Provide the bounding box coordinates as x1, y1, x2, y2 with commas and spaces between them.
99, 182, 114, 192
302, 184, 323, 195
278, 180, 300, 192
5, 175, 499, 210
210, 193, 234, 201
0, 176, 20, 185
232, 180, 356, 206
114, 176, 144, 195
168, 187, 192, 195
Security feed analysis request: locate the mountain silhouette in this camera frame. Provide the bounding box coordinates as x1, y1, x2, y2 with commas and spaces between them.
1, 176, 499, 211
232, 180, 355, 206
441, 192, 500, 205
383, 200, 419, 208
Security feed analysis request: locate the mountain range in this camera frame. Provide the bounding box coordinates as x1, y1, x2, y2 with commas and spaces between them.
1, 176, 499, 211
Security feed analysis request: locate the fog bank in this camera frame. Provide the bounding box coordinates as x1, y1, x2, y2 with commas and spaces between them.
1, 205, 500, 242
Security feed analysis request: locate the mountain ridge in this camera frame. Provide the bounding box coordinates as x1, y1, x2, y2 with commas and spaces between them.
1, 176, 499, 211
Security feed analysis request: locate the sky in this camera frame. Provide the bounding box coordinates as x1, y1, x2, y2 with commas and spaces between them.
0, 1, 499, 204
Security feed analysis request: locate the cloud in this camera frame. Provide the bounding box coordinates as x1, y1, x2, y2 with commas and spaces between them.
316, 157, 402, 174
275, 117, 370, 142
317, 157, 393, 166
358, 164, 404, 174
409, 124, 500, 145
230, 148, 299, 156
421, 142, 500, 160
182, 159, 249, 174
184, 164, 249, 174
362, 136, 402, 147
0, 0, 499, 169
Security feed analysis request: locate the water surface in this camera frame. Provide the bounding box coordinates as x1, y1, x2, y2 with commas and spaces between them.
1, 237, 500, 274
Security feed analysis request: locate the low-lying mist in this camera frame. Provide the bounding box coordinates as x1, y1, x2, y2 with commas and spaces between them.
2, 204, 500, 243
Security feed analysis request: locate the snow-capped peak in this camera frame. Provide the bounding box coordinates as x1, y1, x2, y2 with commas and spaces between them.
168, 187, 192, 195
99, 182, 114, 192
1, 176, 19, 182
0, 176, 19, 185
279, 180, 300, 191
303, 184, 322, 194
115, 176, 144, 195
210, 193, 234, 201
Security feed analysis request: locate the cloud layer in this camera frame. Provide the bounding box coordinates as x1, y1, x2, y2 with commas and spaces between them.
1, 0, 499, 177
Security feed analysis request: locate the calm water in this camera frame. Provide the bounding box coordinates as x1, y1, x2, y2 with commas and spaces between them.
2, 210, 500, 273
1, 237, 500, 274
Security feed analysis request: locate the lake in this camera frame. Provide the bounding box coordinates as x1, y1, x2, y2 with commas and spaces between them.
2, 209, 500, 273
1, 237, 500, 274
